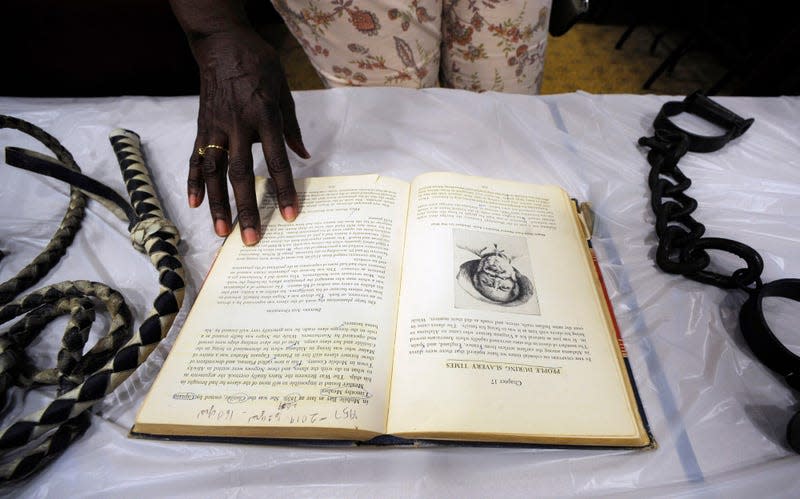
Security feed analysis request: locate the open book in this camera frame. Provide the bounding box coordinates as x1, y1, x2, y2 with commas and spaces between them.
133, 173, 652, 448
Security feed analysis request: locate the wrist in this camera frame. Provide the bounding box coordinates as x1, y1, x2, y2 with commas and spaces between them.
188, 24, 257, 55
186, 20, 254, 47
169, 0, 251, 42
189, 27, 278, 77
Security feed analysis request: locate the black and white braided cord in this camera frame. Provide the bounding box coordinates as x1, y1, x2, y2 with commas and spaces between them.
0, 119, 185, 482
0, 116, 87, 305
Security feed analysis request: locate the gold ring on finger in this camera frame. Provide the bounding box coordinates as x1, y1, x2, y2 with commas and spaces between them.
197, 144, 228, 156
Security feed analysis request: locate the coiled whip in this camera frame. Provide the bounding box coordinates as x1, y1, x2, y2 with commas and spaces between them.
0, 115, 185, 481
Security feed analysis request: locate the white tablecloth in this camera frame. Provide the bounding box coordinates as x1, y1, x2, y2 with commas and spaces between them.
1, 89, 799, 497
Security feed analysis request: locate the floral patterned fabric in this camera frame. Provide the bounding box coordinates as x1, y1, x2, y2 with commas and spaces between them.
270, 0, 552, 94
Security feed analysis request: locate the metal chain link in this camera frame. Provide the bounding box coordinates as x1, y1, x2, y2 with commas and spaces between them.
640, 94, 800, 452
639, 107, 764, 292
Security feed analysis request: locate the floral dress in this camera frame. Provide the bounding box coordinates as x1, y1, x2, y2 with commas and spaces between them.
270, 0, 552, 94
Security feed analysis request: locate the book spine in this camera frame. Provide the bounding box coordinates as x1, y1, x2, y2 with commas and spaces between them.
589, 248, 656, 449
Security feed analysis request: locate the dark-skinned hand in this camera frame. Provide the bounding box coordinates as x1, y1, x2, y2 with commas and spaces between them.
186, 26, 309, 246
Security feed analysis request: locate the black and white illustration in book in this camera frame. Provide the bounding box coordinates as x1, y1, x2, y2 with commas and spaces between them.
453, 228, 540, 315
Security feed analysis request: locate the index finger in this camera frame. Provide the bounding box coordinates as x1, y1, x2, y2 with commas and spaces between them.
260, 104, 298, 222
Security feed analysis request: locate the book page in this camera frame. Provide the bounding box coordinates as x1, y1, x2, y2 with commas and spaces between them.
386, 172, 646, 445
135, 175, 409, 439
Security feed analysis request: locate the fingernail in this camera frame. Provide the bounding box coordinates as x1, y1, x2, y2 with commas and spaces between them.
242, 227, 260, 246
290, 139, 311, 159
215, 219, 231, 237
281, 204, 297, 222
188, 194, 200, 208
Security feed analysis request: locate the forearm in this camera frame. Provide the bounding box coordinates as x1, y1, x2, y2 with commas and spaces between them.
168, 0, 251, 41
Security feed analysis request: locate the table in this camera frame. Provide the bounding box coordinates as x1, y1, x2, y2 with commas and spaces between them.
1, 89, 799, 496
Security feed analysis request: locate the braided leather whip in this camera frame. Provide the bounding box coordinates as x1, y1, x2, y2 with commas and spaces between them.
0, 117, 185, 481
0, 116, 87, 304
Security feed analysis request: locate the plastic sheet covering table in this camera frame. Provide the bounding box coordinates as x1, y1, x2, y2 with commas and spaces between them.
1, 89, 799, 497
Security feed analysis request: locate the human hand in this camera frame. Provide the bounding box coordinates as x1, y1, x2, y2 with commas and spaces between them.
187, 26, 309, 245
